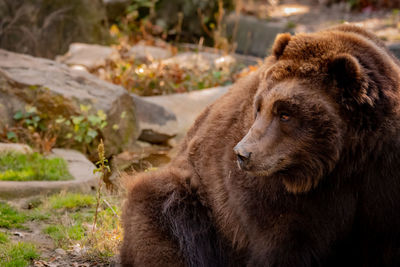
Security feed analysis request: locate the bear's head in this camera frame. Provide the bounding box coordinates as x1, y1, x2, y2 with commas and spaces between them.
234, 28, 395, 194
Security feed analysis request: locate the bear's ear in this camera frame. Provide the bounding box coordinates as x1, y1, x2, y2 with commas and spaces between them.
272, 33, 291, 59
328, 53, 372, 106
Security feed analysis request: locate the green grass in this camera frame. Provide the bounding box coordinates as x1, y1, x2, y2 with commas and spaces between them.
44, 223, 85, 248
0, 202, 26, 229
0, 232, 8, 244
27, 209, 51, 221
0, 152, 73, 181
49, 193, 96, 210
0, 242, 39, 267
43, 193, 97, 247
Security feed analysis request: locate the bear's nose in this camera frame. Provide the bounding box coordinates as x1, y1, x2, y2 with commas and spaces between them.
234, 146, 252, 169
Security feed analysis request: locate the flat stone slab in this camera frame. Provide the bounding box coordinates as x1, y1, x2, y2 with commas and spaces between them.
0, 148, 100, 199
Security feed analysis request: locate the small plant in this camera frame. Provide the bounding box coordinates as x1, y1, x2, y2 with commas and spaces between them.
92, 140, 111, 235
0, 202, 26, 229
55, 104, 107, 156
83, 140, 121, 262
3, 105, 57, 153
56, 105, 107, 144
1, 104, 108, 158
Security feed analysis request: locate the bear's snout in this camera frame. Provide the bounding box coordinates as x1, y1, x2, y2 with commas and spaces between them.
234, 145, 252, 170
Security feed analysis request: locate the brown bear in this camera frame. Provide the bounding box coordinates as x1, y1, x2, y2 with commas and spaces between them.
121, 25, 400, 267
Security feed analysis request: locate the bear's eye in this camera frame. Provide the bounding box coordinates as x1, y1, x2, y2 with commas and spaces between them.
279, 112, 290, 122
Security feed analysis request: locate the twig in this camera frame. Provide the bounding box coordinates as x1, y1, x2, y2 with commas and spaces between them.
103, 199, 118, 217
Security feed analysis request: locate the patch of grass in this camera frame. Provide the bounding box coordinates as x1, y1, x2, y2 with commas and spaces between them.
0, 152, 73, 181
27, 209, 51, 221
0, 202, 26, 229
44, 223, 85, 248
43, 225, 64, 244
0, 232, 8, 244
0, 241, 39, 267
71, 210, 94, 223
49, 193, 96, 210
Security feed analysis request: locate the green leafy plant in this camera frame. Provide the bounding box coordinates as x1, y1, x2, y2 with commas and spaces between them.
1, 103, 108, 158
2, 105, 58, 153
13, 106, 45, 132
56, 104, 107, 145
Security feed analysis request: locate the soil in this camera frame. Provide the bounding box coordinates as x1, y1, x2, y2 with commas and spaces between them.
2, 198, 121, 267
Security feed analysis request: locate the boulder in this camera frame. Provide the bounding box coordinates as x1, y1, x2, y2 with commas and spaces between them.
144, 85, 230, 140
0, 49, 139, 157
131, 94, 178, 144
0, 0, 111, 59
226, 13, 291, 57
56, 43, 120, 71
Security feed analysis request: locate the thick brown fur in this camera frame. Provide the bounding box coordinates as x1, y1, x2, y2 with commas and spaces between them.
121, 25, 400, 267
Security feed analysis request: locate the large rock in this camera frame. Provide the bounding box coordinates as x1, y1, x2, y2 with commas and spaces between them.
131, 94, 178, 144
56, 43, 120, 71
0, 0, 111, 59
226, 14, 291, 57
144, 85, 230, 140
0, 49, 139, 157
